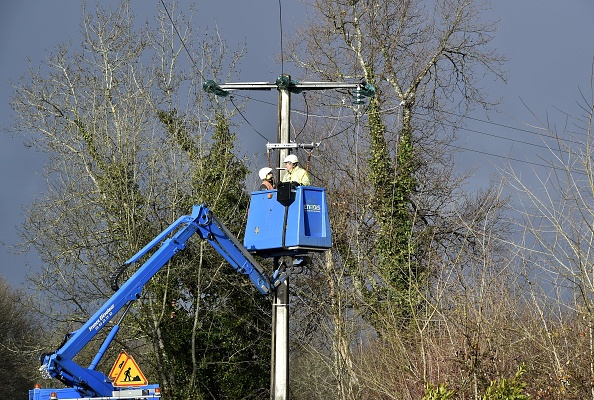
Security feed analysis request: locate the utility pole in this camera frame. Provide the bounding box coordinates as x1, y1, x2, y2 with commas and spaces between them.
204, 76, 374, 400
272, 76, 291, 400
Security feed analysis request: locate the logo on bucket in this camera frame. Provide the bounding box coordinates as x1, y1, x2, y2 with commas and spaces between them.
304, 204, 321, 212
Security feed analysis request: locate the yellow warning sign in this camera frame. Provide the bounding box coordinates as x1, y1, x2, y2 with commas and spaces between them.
109, 350, 129, 381
113, 354, 148, 387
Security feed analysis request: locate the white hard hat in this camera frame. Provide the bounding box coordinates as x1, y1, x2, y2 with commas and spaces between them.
258, 167, 273, 180
283, 154, 298, 164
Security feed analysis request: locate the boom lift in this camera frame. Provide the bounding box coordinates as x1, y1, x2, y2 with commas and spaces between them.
30, 183, 332, 400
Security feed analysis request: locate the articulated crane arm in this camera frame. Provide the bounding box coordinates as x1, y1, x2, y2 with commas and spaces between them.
36, 204, 285, 399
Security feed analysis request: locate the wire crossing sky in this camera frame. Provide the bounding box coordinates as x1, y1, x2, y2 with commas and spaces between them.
1, 0, 594, 288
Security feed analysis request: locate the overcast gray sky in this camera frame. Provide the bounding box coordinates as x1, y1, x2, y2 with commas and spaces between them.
2, 1, 594, 289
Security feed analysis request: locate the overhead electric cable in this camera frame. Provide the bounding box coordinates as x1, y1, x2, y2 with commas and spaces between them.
291, 100, 570, 157
229, 96, 270, 142
423, 106, 551, 139
229, 93, 278, 108
316, 107, 353, 142
446, 143, 549, 168
278, 0, 284, 75
292, 103, 580, 173
446, 143, 588, 177
411, 115, 556, 152
159, 1, 273, 143
311, 91, 557, 140
159, 0, 205, 81
220, 85, 579, 168
293, 92, 309, 140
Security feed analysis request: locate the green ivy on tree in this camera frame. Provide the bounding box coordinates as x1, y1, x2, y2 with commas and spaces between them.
157, 109, 271, 399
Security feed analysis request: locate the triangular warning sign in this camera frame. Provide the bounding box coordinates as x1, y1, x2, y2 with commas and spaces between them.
109, 350, 129, 381
113, 354, 148, 387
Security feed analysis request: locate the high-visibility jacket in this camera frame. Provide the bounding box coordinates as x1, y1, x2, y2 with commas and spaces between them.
282, 165, 311, 186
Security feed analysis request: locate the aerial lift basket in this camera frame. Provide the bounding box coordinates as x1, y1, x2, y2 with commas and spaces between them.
244, 184, 332, 257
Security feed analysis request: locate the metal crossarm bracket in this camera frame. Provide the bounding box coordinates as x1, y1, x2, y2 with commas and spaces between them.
266, 142, 319, 150
204, 77, 376, 98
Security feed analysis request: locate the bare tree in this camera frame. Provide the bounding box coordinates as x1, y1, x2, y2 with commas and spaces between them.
504, 73, 594, 399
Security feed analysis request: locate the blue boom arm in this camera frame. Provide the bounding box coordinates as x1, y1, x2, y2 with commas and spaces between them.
39, 204, 283, 398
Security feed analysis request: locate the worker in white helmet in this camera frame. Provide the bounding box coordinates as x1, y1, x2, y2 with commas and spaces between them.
258, 167, 275, 190
282, 154, 311, 186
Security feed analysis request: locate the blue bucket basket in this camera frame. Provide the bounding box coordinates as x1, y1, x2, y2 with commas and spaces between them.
244, 185, 332, 257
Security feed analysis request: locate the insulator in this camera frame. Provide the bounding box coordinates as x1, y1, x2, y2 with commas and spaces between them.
352, 88, 365, 105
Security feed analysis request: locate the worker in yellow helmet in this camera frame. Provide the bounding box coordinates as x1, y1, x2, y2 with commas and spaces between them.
282, 154, 311, 186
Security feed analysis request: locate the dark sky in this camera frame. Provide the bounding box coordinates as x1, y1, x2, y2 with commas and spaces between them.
2, 0, 594, 289
457, 1, 594, 189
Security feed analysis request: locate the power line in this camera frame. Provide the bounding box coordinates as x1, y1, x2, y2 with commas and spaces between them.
166, 2, 582, 171
289, 97, 578, 159
411, 115, 554, 152
293, 92, 309, 140
278, 0, 284, 75
446, 142, 588, 177
249, 90, 594, 179
229, 96, 270, 142
447, 143, 550, 170
436, 108, 549, 139
222, 89, 588, 175
158, 2, 276, 144
230, 93, 278, 108
159, 0, 204, 82
305, 90, 559, 142
149, 11, 579, 172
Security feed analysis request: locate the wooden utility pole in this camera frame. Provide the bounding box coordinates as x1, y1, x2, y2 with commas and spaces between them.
204, 77, 374, 400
